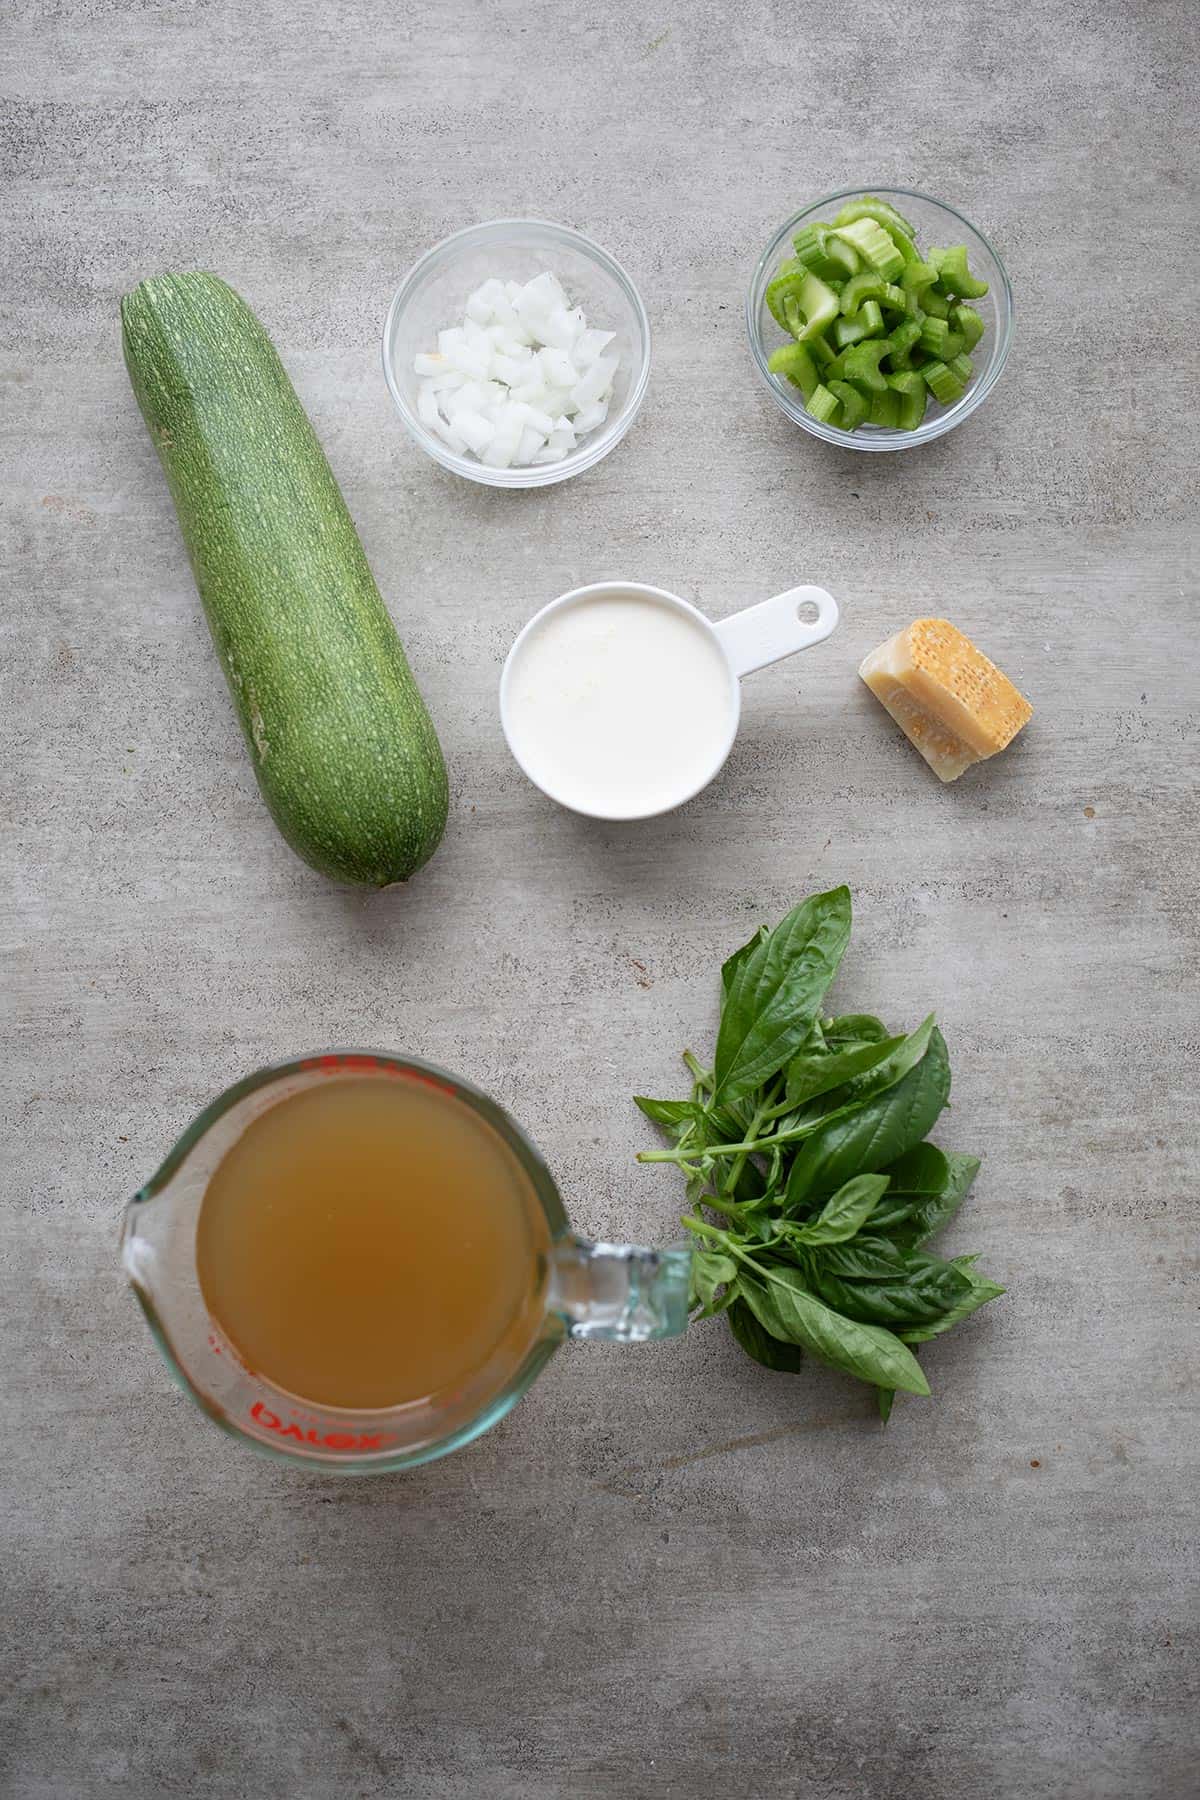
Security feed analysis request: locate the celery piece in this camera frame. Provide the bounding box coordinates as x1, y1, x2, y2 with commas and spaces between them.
793, 225, 852, 283
951, 304, 985, 351
790, 271, 840, 341
842, 338, 892, 394
833, 194, 918, 239
887, 370, 927, 430
828, 379, 867, 430
806, 384, 842, 426
929, 245, 989, 299
922, 287, 950, 319
901, 260, 938, 316
918, 315, 952, 358
766, 266, 806, 331
840, 273, 905, 317
832, 218, 905, 283
886, 316, 923, 360
941, 329, 965, 360
868, 387, 901, 428
808, 332, 837, 367
922, 360, 967, 404
834, 314, 871, 349
833, 300, 884, 348
768, 341, 820, 401
826, 235, 862, 279
947, 352, 974, 385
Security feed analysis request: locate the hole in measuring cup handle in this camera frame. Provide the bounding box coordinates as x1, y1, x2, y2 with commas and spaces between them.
712, 585, 840, 680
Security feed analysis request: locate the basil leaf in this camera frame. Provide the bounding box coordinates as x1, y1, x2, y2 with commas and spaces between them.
811, 1234, 910, 1278
690, 1249, 737, 1312
634, 1095, 701, 1132
899, 1263, 1004, 1344
806, 1249, 974, 1327
721, 924, 769, 996
727, 1298, 805, 1371
712, 886, 852, 1105
741, 1266, 930, 1396
785, 1034, 906, 1106
784, 1028, 951, 1208
888, 1154, 981, 1249
786, 1173, 889, 1246
823, 1013, 890, 1046
877, 1387, 896, 1425
881, 1143, 951, 1195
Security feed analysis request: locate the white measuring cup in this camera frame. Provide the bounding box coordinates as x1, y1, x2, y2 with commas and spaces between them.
500, 580, 840, 820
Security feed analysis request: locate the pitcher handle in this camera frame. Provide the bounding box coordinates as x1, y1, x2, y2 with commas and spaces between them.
548, 1237, 692, 1342
712, 584, 839, 678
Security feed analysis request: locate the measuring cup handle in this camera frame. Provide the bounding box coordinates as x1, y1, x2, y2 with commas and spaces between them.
712, 585, 839, 679
548, 1237, 692, 1342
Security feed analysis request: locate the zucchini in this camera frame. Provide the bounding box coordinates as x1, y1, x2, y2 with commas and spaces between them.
121, 273, 448, 886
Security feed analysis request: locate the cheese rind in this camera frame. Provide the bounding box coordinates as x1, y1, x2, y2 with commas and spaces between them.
859, 618, 1032, 783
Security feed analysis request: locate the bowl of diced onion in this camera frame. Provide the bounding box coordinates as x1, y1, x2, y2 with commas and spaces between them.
747, 187, 1013, 451
382, 219, 652, 488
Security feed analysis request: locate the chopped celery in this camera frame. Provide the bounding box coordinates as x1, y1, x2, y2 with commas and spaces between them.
832, 217, 905, 283
806, 384, 841, 426
886, 316, 923, 360
951, 304, 985, 350
765, 266, 805, 330
842, 338, 892, 393
922, 360, 966, 404
787, 272, 840, 341
930, 244, 989, 298
828, 379, 868, 430
833, 300, 884, 347
765, 197, 996, 432
833, 195, 917, 237
887, 370, 927, 430
793, 224, 860, 282
918, 315, 953, 358
834, 316, 866, 349
839, 273, 905, 317
768, 341, 820, 400
900, 261, 938, 315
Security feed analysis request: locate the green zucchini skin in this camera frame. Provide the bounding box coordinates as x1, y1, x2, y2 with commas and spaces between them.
121, 273, 448, 886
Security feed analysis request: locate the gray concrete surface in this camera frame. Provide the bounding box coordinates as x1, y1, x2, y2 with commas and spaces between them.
3, 2, 1198, 1796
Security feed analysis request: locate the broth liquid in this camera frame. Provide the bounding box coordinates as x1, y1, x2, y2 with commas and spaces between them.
196, 1074, 547, 1410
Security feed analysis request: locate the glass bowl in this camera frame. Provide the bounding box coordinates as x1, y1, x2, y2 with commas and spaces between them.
747, 186, 1013, 452
382, 219, 651, 488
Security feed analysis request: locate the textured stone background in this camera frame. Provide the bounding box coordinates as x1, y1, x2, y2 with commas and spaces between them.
2, 2, 1198, 1796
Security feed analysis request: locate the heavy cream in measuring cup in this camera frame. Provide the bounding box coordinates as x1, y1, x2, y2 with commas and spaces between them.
503, 590, 736, 818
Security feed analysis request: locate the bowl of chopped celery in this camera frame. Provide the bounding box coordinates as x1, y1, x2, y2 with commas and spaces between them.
747, 187, 1012, 450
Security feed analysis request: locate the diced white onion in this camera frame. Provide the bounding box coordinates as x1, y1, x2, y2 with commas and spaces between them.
412, 270, 621, 467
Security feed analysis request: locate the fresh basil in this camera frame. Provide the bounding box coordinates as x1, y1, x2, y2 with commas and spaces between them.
740, 1266, 930, 1396
721, 924, 769, 996
785, 1034, 906, 1107
711, 886, 852, 1105
728, 1298, 806, 1371
635, 890, 1003, 1421
888, 1154, 981, 1249
784, 1028, 951, 1209
785, 1173, 889, 1246
806, 1250, 974, 1327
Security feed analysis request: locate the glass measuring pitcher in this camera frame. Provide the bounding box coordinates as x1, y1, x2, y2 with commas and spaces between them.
122, 1051, 691, 1473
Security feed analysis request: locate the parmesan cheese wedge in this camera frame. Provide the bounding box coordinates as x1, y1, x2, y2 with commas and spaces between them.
859, 618, 1032, 782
